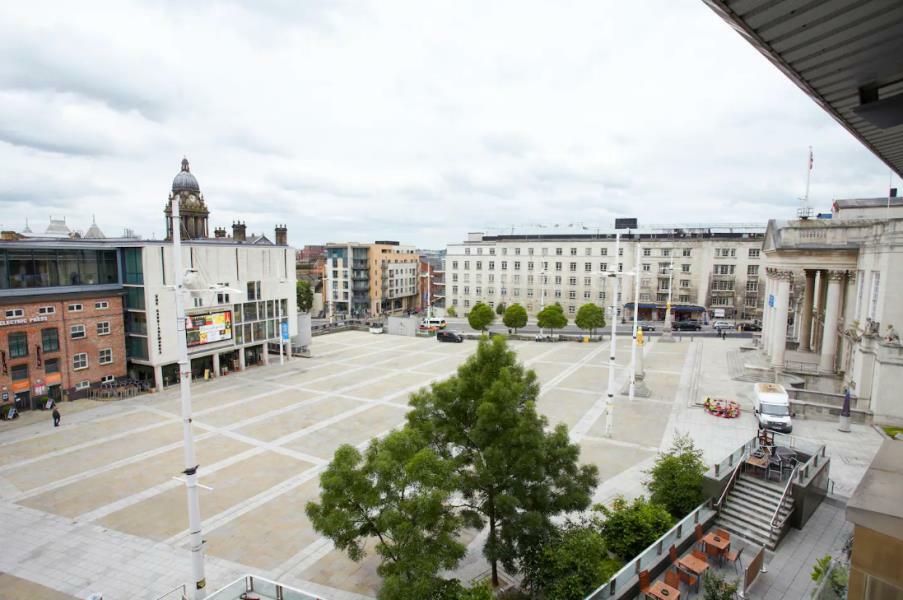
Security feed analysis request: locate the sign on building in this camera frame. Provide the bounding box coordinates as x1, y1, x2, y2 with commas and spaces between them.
186, 311, 233, 347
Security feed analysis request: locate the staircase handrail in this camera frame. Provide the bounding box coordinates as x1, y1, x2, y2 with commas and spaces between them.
770, 465, 797, 531
715, 451, 746, 510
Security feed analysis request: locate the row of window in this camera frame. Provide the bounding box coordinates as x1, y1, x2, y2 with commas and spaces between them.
3, 301, 110, 320
459, 246, 761, 259
451, 275, 696, 288
9, 355, 114, 382
6, 323, 111, 358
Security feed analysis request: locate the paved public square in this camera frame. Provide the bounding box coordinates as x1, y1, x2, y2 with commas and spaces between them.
0, 331, 883, 599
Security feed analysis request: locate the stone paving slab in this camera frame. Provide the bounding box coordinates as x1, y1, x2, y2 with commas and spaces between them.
343, 371, 435, 400
0, 572, 78, 599
577, 437, 657, 487
99, 451, 312, 541
236, 396, 364, 443
19, 434, 251, 518
197, 389, 317, 428
303, 368, 390, 392
286, 404, 409, 460
535, 388, 599, 429
3, 423, 184, 492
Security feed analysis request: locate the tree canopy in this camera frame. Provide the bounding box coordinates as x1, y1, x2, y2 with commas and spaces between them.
645, 433, 707, 518
467, 302, 495, 332
446, 306, 457, 317
598, 496, 674, 561
574, 303, 605, 336
305, 429, 466, 599
502, 303, 528, 333
407, 336, 598, 586
296, 280, 314, 313
537, 303, 568, 334
495, 302, 506, 316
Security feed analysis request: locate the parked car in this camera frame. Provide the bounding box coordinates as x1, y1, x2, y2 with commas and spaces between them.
420, 317, 448, 331
753, 382, 793, 433
740, 322, 762, 331
437, 330, 464, 343
672, 320, 702, 331
712, 320, 734, 331
639, 321, 656, 331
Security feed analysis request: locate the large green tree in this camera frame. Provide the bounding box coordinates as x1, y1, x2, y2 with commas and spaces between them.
536, 303, 568, 335
467, 301, 495, 332
408, 336, 598, 586
645, 433, 707, 518
502, 303, 528, 333
495, 302, 506, 316
574, 303, 606, 336
598, 496, 674, 561
522, 522, 621, 600
306, 429, 466, 599
296, 280, 314, 313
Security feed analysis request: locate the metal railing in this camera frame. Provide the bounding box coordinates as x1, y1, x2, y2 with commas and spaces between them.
206, 574, 321, 600
771, 464, 797, 534
715, 453, 746, 511
584, 501, 714, 599
710, 436, 759, 479
153, 584, 188, 600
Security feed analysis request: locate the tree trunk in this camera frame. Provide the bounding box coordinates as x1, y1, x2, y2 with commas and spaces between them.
489, 513, 498, 587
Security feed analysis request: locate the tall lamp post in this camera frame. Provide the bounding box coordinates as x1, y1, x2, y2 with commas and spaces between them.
660, 249, 676, 342
171, 199, 207, 599
420, 263, 432, 318
604, 218, 638, 437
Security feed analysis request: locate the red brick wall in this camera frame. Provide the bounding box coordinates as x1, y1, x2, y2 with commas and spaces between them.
0, 292, 127, 407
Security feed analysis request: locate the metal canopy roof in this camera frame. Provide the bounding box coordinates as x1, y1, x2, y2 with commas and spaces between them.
703, 0, 903, 178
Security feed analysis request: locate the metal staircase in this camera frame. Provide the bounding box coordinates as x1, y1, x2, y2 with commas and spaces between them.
716, 473, 794, 550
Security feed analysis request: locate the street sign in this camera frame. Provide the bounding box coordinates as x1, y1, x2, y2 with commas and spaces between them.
615, 218, 638, 230
1, 391, 8, 402
281, 322, 289, 341
768, 294, 775, 307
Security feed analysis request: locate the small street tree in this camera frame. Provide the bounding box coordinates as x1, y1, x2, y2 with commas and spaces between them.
306, 428, 467, 599
537, 303, 568, 335
446, 306, 457, 317
467, 301, 495, 332
408, 336, 598, 586
296, 280, 314, 313
502, 303, 528, 333
598, 496, 674, 561
645, 433, 707, 518
575, 303, 606, 336
495, 302, 506, 316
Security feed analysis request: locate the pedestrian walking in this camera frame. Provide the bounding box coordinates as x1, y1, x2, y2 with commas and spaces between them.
52, 407, 61, 427
721, 329, 726, 340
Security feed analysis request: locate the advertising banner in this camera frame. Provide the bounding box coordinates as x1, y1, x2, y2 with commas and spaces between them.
186, 311, 233, 347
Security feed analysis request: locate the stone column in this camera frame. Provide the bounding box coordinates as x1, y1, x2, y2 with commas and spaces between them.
771, 271, 792, 370
799, 271, 815, 352
154, 365, 164, 393
238, 348, 246, 371
761, 274, 774, 352
262, 343, 270, 365
212, 353, 220, 377
819, 270, 845, 373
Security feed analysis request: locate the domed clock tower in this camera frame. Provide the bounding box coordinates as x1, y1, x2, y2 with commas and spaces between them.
165, 157, 210, 240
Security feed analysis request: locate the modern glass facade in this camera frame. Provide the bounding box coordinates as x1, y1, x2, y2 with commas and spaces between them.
122, 247, 149, 361
0, 248, 118, 289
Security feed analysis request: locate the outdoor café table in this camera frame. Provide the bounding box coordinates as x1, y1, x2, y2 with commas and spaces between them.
677, 554, 709, 590
645, 580, 680, 600
703, 532, 731, 564
745, 454, 769, 478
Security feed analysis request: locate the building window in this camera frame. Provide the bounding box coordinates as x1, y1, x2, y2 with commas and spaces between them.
99, 348, 113, 365
464, 248, 471, 255
514, 248, 521, 255
747, 265, 759, 276
568, 305, 575, 314
528, 248, 534, 255
70, 324, 86, 339
600, 248, 608, 256
680, 294, 691, 303
662, 248, 671, 257
554, 290, 562, 298
569, 277, 577, 286
554, 276, 562, 285
555, 248, 563, 256
642, 249, 651, 257
5, 308, 24, 318
73, 353, 88, 370
38, 306, 55, 315
501, 261, 508, 270
246, 281, 261, 301
569, 262, 577, 272
618, 248, 623, 256
101, 374, 115, 384
600, 262, 608, 271
8, 332, 28, 358
680, 279, 690, 288
68, 303, 83, 312
584, 262, 592, 272
748, 249, 760, 259
42, 328, 59, 352
464, 299, 470, 307
682, 248, 691, 257
476, 261, 483, 270
569, 248, 577, 256
746, 281, 758, 292
45, 358, 60, 374
95, 301, 109, 310
583, 290, 591, 299
555, 262, 562, 271
97, 321, 111, 336
193, 297, 204, 308
682, 264, 691, 273
642, 263, 650, 272
598, 291, 606, 300
11, 363, 28, 381
75, 380, 90, 390
583, 277, 591, 286
477, 247, 483, 255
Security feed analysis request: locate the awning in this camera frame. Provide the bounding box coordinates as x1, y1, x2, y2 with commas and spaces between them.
622, 303, 706, 313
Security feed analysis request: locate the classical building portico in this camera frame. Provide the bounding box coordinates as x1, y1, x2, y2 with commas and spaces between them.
762, 212, 903, 424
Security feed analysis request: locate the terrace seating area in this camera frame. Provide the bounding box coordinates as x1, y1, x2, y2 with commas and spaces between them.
639, 525, 756, 599
86, 377, 154, 400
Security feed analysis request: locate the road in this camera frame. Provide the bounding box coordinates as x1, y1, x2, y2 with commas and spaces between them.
442, 317, 755, 338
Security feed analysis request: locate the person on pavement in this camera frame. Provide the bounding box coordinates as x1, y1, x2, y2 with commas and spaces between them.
52, 406, 61, 427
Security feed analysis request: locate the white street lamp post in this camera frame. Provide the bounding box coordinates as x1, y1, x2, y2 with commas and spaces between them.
171, 200, 207, 599
604, 232, 621, 437
629, 244, 641, 402
421, 263, 432, 319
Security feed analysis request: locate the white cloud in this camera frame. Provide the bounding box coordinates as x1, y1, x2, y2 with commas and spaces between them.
0, 0, 893, 247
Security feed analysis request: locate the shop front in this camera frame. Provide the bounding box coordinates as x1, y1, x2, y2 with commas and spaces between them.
219, 350, 239, 375
190, 355, 214, 380
243, 344, 264, 368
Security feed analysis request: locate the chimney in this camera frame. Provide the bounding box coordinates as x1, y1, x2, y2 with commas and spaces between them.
214, 227, 227, 238
275, 224, 288, 246
232, 221, 246, 242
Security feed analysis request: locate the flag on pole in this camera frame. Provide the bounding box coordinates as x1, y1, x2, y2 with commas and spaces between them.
808, 147, 814, 171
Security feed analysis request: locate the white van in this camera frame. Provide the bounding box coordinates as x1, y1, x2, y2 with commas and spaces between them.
753, 382, 793, 433
420, 317, 447, 330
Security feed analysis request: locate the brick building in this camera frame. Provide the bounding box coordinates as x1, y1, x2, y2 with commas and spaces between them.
1, 286, 127, 412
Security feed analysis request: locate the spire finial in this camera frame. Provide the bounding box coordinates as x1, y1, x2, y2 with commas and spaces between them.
181, 157, 190, 172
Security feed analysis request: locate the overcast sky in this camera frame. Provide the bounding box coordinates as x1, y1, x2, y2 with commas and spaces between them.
0, 1, 895, 248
